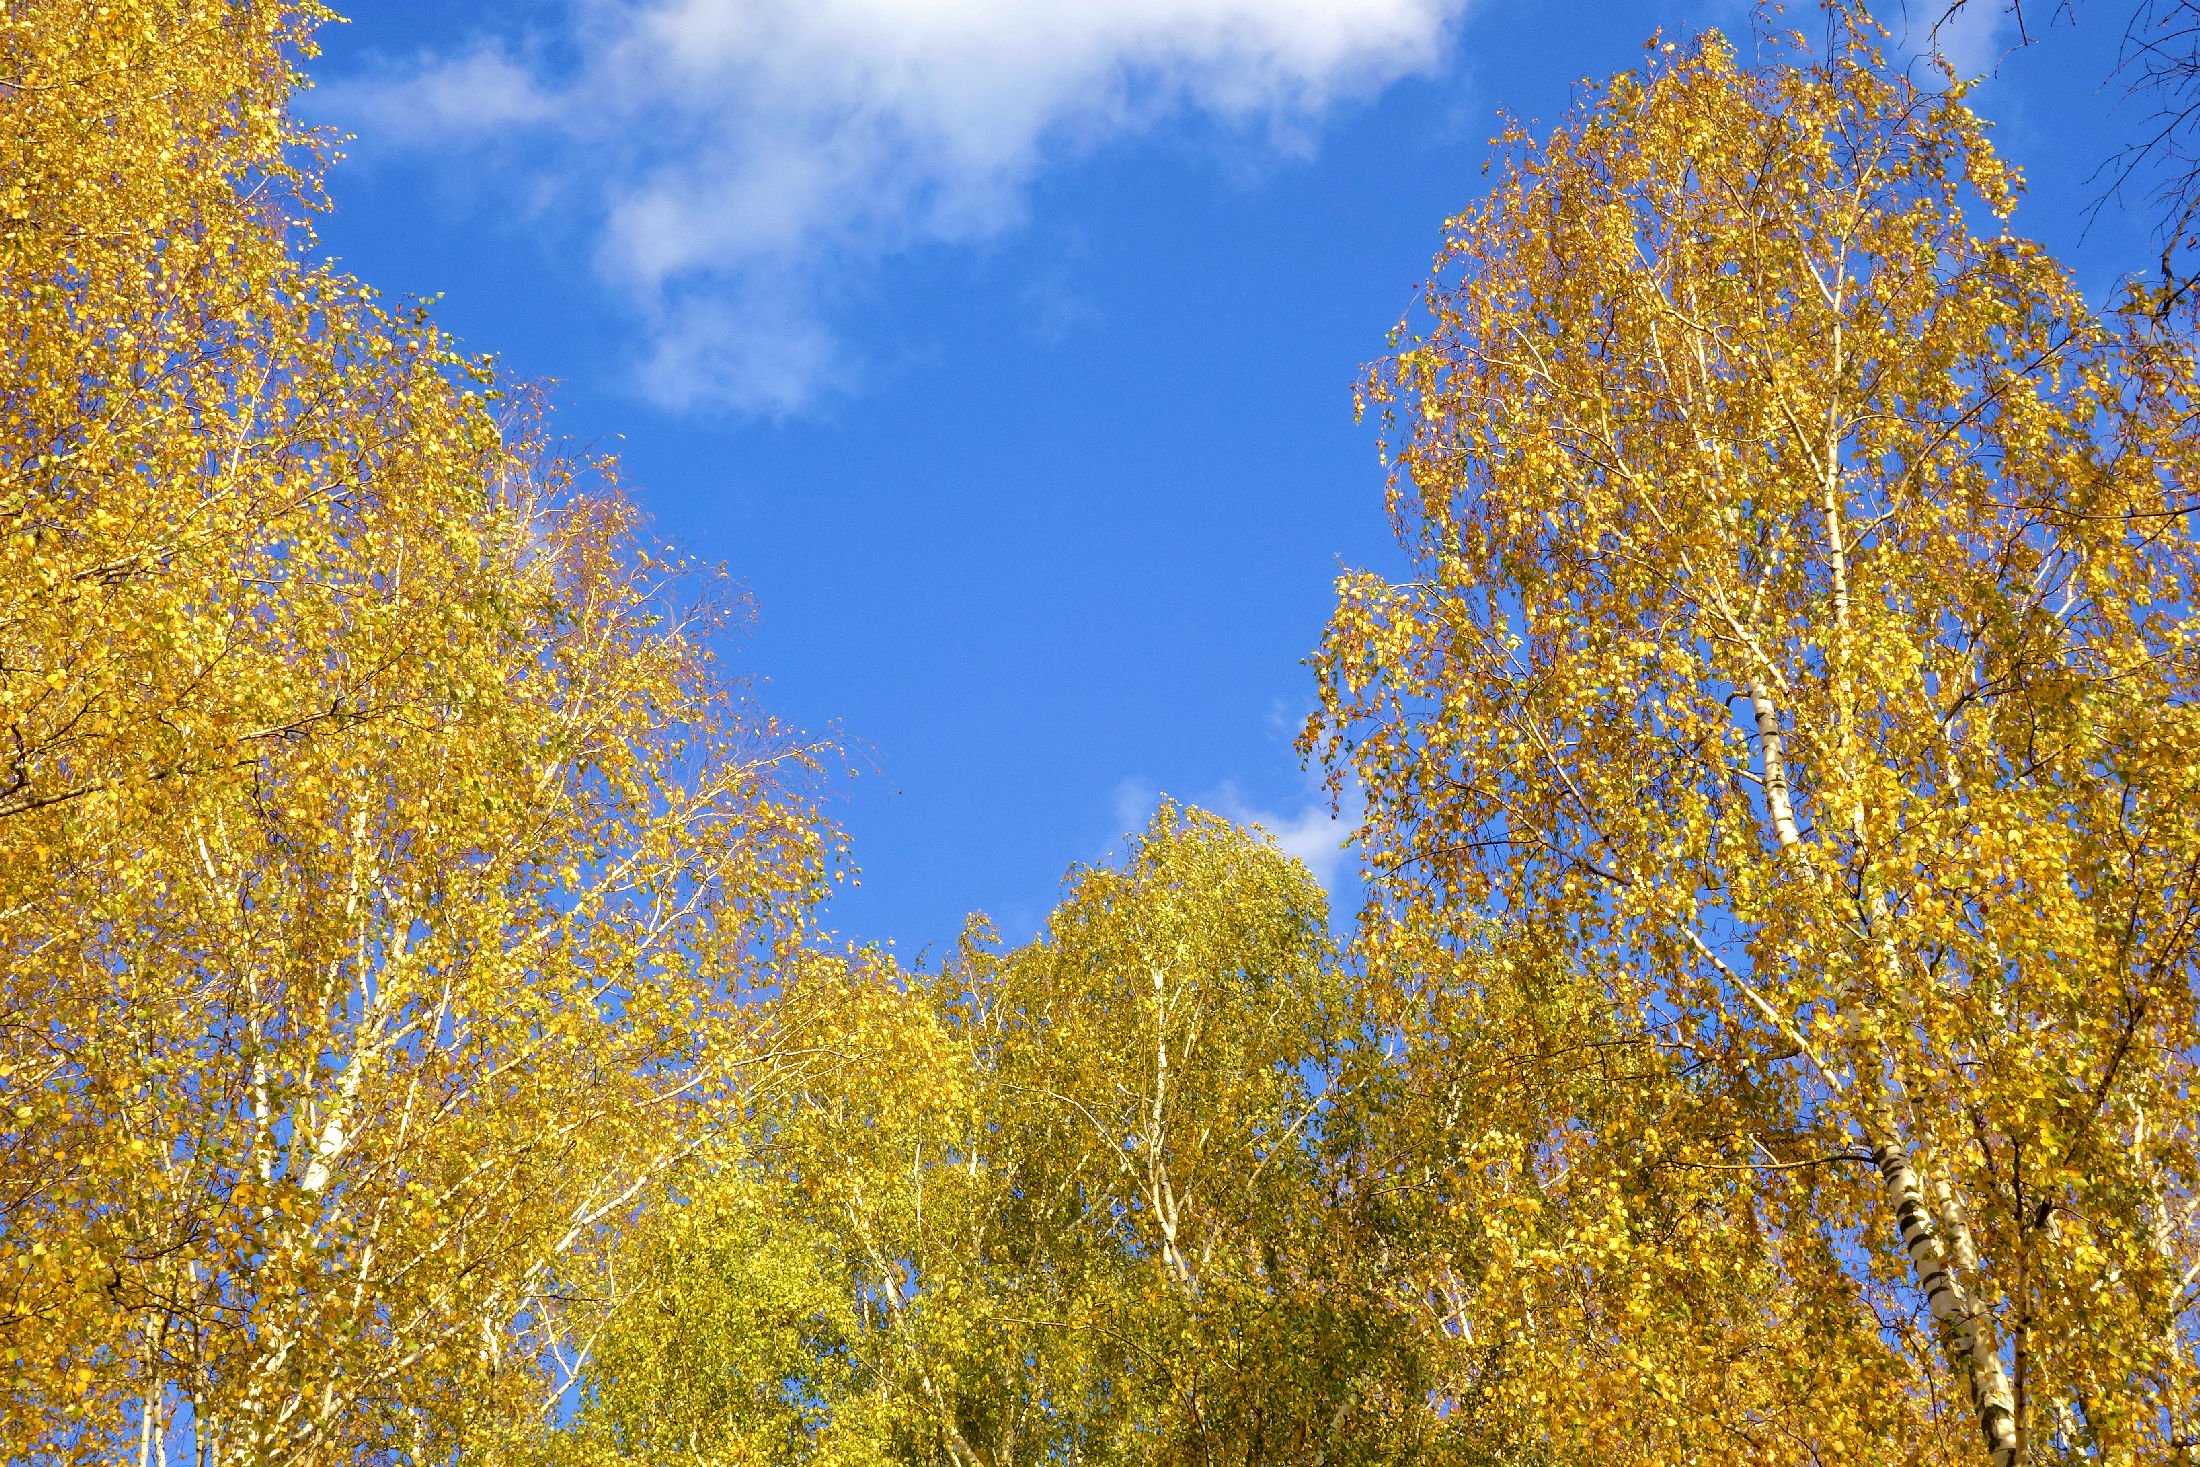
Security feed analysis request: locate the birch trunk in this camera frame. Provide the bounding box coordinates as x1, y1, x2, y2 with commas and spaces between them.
1862, 1085, 2020, 1466
1754, 652, 2022, 1463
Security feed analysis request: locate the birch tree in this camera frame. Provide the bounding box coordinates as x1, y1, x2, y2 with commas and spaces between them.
1310, 13, 2200, 1462
2, 2, 833, 1459
941, 802, 1420, 1464
561, 806, 1438, 1465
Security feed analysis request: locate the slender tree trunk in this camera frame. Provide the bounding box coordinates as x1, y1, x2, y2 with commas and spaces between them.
1860, 1084, 2020, 1466
1748, 564, 2023, 1465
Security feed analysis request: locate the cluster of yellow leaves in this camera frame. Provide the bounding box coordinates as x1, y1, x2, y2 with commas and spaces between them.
2, 2, 832, 1461
557, 806, 1448, 1465
1312, 9, 2200, 1464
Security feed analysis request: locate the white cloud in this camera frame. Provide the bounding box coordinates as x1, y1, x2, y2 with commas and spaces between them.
1110, 776, 1168, 844
1109, 774, 1360, 897
333, 43, 559, 140
1894, 0, 2017, 82
1207, 779, 1359, 895
326, 0, 1471, 413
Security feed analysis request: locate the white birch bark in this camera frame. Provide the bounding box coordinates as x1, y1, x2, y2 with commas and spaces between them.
1863, 1087, 2020, 1466
1745, 642, 2021, 1464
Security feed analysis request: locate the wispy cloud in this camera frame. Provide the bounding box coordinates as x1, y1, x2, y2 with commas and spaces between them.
322, 0, 1472, 413
346, 43, 560, 136
1109, 773, 1360, 897
1208, 780, 1359, 894
1892, 0, 2018, 82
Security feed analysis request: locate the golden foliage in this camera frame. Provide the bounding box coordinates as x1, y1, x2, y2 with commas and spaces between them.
1, 2, 831, 1460
14, 2, 2200, 1464
561, 807, 1440, 1465
1312, 12, 2200, 1464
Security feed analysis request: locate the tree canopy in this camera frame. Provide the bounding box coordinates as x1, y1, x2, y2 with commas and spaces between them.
4, 3, 830, 1458
1314, 15, 2200, 1463
7, 2, 2199, 1465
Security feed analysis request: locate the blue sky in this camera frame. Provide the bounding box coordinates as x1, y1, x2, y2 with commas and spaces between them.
305, 0, 2158, 958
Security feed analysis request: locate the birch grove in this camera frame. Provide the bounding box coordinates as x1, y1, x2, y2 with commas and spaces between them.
10, 0, 2200, 1463
559, 807, 1429, 1464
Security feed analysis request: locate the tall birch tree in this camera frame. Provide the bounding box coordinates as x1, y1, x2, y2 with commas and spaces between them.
1, 3, 833, 1460
1311, 13, 2200, 1463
